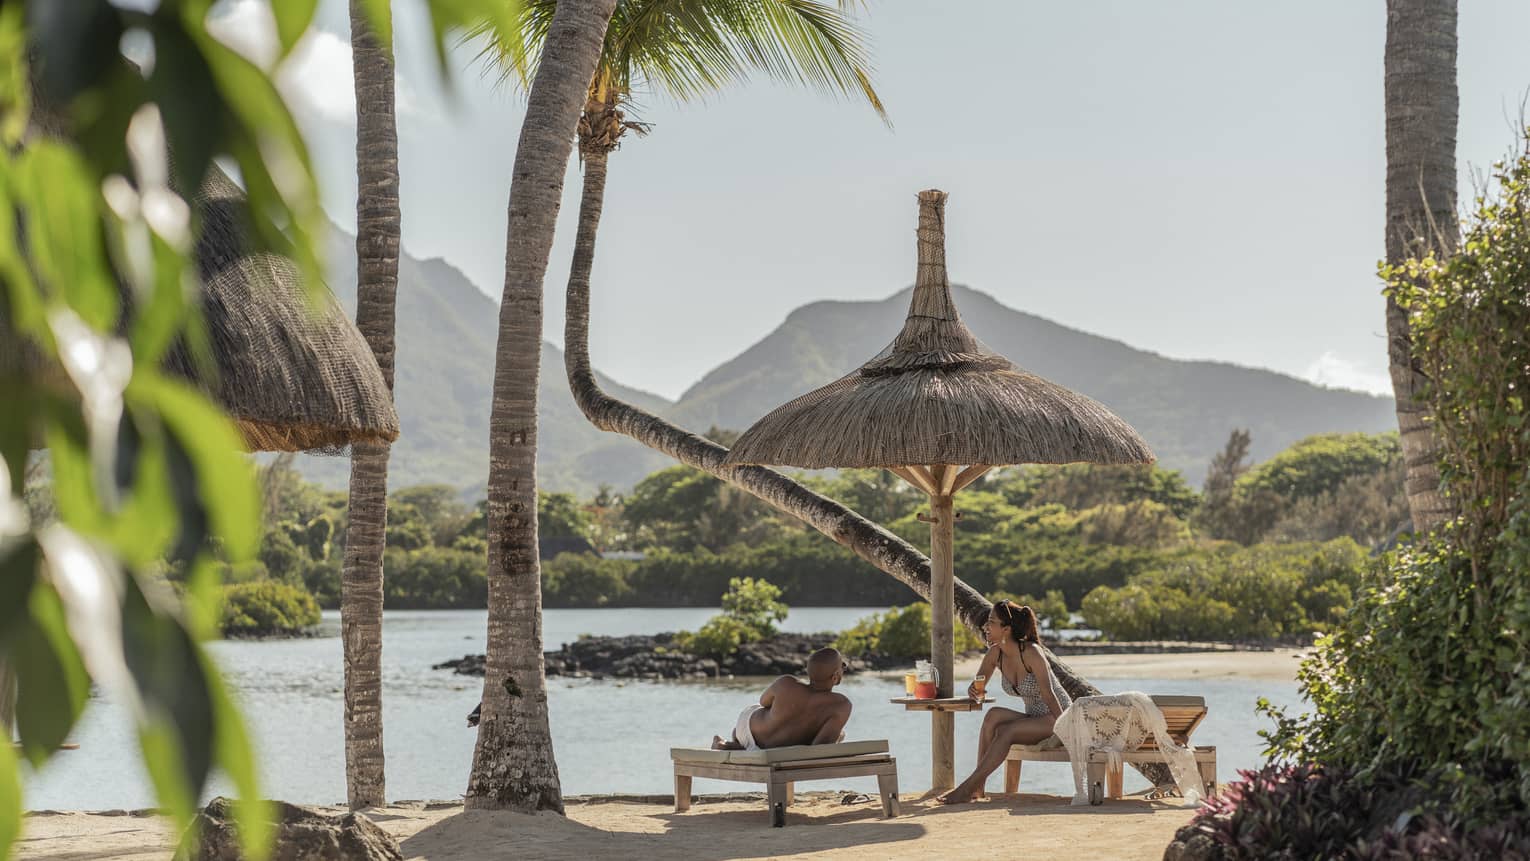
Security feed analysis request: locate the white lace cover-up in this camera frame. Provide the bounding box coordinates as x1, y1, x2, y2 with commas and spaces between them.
1052, 691, 1205, 807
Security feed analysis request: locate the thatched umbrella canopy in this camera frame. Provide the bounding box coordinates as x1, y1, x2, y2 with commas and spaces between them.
3, 164, 399, 454
725, 189, 1152, 790
12, 70, 396, 454
166, 167, 399, 453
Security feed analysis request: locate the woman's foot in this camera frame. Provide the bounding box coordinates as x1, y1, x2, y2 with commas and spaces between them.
936, 785, 977, 805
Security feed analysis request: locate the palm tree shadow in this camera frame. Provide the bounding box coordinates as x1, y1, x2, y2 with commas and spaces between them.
400, 803, 925, 861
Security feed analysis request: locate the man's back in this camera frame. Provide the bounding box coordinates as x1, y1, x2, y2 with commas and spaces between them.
750, 675, 851, 748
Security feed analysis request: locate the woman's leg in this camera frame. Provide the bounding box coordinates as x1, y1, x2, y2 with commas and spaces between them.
972, 707, 1021, 799
938, 715, 1057, 804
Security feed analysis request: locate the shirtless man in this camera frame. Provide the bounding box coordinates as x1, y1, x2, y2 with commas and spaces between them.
712, 648, 852, 750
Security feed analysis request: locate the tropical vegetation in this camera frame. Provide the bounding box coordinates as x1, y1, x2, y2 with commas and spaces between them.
244, 427, 1400, 646
1175, 129, 1530, 854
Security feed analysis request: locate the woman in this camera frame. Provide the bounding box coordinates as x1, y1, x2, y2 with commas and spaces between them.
936, 599, 1072, 804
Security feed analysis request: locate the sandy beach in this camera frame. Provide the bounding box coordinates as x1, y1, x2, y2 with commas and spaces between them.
1002, 647, 1309, 683
15, 650, 1297, 860
15, 792, 1201, 861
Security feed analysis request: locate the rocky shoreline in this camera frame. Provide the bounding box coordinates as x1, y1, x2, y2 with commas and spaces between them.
432, 633, 1277, 681
433, 632, 910, 681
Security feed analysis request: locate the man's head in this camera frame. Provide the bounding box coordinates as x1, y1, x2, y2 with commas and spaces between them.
807, 647, 845, 690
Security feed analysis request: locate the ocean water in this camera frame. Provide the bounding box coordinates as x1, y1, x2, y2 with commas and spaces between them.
20, 608, 1300, 809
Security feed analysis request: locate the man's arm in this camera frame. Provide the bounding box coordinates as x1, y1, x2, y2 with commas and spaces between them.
759, 675, 793, 707
811, 695, 852, 745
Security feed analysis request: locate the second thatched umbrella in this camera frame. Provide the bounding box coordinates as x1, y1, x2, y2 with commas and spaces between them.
170, 167, 399, 453
725, 189, 1153, 791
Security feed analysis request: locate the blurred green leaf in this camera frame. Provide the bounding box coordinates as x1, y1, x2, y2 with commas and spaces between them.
127, 222, 194, 364
189, 27, 323, 294
14, 143, 116, 330
358, 0, 394, 53
147, 15, 223, 200
0, 167, 48, 343
206, 658, 271, 860
42, 406, 102, 535
133, 375, 259, 561
24, 0, 122, 109
0, 728, 20, 861
0, 538, 39, 636
0, 383, 29, 494
124, 581, 213, 829
425, 0, 518, 80
272, 0, 320, 58
10, 583, 90, 767
138, 721, 194, 827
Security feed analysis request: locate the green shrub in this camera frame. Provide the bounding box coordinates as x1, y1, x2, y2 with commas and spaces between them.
1078, 539, 1366, 641
1261, 136, 1530, 827
383, 546, 487, 609
673, 577, 791, 660
834, 603, 983, 659
673, 616, 751, 661
719, 576, 787, 637
542, 554, 635, 607
1081, 583, 1239, 641
221, 581, 321, 637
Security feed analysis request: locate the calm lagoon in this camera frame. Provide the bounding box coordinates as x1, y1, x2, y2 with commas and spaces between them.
22, 609, 1298, 809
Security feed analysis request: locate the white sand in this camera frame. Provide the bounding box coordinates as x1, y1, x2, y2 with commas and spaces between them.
15, 792, 1201, 860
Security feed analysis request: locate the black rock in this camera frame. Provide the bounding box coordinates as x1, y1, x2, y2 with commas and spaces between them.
179, 797, 401, 861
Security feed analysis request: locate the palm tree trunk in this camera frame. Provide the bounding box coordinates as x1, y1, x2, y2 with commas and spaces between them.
465, 0, 617, 813
340, 0, 400, 811
1384, 0, 1457, 534
0, 659, 14, 740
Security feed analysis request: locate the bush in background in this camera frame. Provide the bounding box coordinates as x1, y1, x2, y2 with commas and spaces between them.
674, 577, 789, 660
221, 581, 321, 637
834, 603, 984, 659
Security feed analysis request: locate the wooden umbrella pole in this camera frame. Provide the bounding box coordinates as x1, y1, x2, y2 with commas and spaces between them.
929, 490, 956, 791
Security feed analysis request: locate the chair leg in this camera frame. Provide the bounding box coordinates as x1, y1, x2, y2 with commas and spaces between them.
674, 773, 692, 812
1198, 758, 1217, 796
1108, 762, 1123, 799
767, 781, 788, 827
783, 782, 794, 807
877, 768, 900, 818
1087, 759, 1106, 806
1003, 759, 1021, 794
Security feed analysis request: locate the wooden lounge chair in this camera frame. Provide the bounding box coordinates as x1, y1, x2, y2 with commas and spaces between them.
1003, 694, 1217, 805
670, 740, 899, 827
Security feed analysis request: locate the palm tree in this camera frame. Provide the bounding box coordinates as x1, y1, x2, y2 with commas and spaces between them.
465, 0, 618, 813
340, 0, 401, 810
1383, 0, 1457, 534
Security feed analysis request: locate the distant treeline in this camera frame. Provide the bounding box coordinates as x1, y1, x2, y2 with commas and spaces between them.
211, 428, 1404, 641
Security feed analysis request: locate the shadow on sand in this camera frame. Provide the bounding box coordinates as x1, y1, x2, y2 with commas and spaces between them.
401, 799, 925, 861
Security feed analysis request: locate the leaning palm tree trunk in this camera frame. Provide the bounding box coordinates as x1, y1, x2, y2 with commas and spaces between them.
465, 0, 617, 813
1384, 0, 1457, 534
564, 154, 1175, 787
340, 0, 400, 811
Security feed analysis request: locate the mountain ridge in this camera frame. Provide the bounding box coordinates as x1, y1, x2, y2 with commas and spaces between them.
298, 229, 1396, 495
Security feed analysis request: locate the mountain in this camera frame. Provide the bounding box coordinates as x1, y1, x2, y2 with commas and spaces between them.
293, 226, 673, 493
667, 286, 1398, 486
299, 230, 1396, 494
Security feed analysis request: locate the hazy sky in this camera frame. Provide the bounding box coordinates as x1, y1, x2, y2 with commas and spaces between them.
212, 0, 1530, 402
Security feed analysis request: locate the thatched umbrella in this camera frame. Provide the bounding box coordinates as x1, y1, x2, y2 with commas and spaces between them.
167, 167, 399, 452
12, 71, 396, 454
725, 189, 1153, 790
3, 164, 399, 454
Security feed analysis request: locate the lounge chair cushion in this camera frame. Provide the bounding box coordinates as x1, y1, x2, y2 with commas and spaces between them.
671, 739, 889, 765
1150, 695, 1205, 708
1010, 734, 1064, 753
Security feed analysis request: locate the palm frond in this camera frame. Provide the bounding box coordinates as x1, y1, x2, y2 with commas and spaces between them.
467, 0, 886, 124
